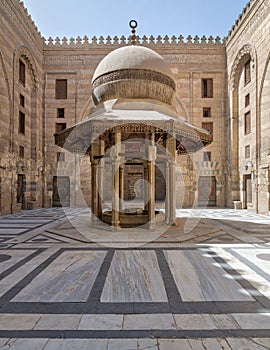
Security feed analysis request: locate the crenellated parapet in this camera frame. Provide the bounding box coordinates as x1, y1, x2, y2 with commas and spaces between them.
226, 0, 270, 42
43, 35, 225, 48
2, 0, 43, 43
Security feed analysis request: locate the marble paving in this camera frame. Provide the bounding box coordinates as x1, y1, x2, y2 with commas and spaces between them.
101, 250, 168, 302
0, 208, 269, 349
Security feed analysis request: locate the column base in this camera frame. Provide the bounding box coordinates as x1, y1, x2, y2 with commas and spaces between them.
147, 221, 156, 231
110, 224, 121, 231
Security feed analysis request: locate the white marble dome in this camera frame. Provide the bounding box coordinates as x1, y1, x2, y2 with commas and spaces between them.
91, 45, 176, 106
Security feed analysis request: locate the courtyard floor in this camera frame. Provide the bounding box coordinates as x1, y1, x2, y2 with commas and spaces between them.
0, 207, 269, 349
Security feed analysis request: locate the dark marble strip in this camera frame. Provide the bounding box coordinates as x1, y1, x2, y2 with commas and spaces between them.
83, 249, 115, 313
0, 329, 270, 339
0, 300, 264, 315
155, 249, 185, 312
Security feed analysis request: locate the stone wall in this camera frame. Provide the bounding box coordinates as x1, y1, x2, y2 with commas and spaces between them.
2, 0, 270, 214
226, 0, 270, 214
0, 0, 44, 214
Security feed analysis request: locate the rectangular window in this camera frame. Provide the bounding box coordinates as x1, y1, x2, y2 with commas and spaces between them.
19, 60, 25, 85
203, 107, 211, 118
245, 145, 250, 158
244, 111, 251, 135
20, 94, 25, 107
244, 60, 251, 85
19, 111, 25, 134
201, 79, 213, 98
245, 94, 250, 107
57, 152, 65, 162
19, 145, 24, 158
55, 79, 67, 99
202, 122, 213, 134
57, 108, 65, 118
203, 152, 211, 162
55, 123, 67, 133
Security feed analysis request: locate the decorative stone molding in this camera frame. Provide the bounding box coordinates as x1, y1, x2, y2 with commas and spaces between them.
92, 69, 176, 106
230, 44, 257, 90
43, 35, 225, 48
92, 69, 176, 90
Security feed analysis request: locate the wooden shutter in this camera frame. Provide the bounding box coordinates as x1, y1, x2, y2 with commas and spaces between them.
55, 79, 67, 99
244, 60, 251, 85
19, 60, 25, 85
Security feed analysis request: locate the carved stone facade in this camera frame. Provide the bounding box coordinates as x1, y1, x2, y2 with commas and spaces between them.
0, 0, 270, 215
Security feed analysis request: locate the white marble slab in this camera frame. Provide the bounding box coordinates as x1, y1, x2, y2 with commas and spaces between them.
107, 339, 138, 350
164, 250, 253, 301
123, 314, 176, 330
13, 250, 106, 302
0, 314, 41, 330
0, 228, 27, 235
227, 337, 270, 349
211, 247, 270, 299
101, 250, 167, 302
159, 339, 192, 350
44, 339, 108, 350
0, 247, 60, 298
0, 249, 36, 274
188, 338, 231, 350
173, 313, 240, 330
231, 313, 270, 329
231, 248, 270, 277
34, 314, 82, 330
1, 339, 49, 350
78, 314, 123, 330
137, 339, 158, 349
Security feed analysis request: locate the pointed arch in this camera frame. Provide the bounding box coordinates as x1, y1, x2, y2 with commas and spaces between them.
259, 51, 270, 160
13, 44, 39, 92
230, 44, 257, 90
0, 51, 12, 152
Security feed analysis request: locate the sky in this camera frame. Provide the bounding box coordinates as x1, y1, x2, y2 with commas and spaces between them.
23, 0, 249, 40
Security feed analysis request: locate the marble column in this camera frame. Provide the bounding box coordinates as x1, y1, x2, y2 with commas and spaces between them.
111, 132, 121, 230
166, 134, 176, 225
165, 160, 170, 224
91, 161, 99, 224
90, 138, 100, 226
143, 160, 149, 212
98, 140, 105, 218
147, 133, 156, 230
168, 159, 176, 225
119, 164, 125, 212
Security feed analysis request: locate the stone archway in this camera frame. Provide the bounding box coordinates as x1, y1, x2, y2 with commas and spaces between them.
228, 44, 257, 207
259, 53, 270, 161
0, 52, 13, 214
257, 52, 270, 214
13, 45, 41, 209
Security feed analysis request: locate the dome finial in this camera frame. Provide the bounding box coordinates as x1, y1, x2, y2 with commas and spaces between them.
129, 19, 138, 45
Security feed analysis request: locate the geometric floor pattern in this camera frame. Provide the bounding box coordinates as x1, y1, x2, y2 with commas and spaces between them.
0, 208, 270, 349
